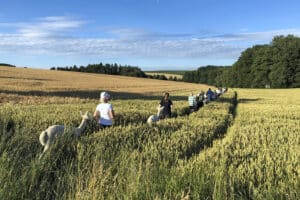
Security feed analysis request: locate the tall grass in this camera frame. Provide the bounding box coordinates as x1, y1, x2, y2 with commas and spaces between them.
0, 89, 299, 199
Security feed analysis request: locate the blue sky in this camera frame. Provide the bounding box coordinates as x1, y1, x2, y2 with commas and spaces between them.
1, 0, 300, 70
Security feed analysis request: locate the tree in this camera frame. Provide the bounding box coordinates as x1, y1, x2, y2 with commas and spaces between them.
250, 45, 272, 88
269, 35, 300, 88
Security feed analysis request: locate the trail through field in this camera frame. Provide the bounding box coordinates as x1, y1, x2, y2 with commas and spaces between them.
170, 88, 300, 200
183, 91, 238, 160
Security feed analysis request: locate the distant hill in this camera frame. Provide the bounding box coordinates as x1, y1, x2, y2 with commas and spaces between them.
51, 63, 146, 78
145, 72, 183, 80
0, 63, 15, 67
145, 70, 189, 81
145, 70, 188, 75
0, 66, 210, 98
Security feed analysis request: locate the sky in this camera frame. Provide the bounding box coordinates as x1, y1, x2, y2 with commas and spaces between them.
1, 0, 300, 70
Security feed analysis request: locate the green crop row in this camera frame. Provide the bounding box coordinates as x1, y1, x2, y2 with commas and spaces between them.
0, 91, 238, 199
164, 89, 300, 200
58, 92, 237, 199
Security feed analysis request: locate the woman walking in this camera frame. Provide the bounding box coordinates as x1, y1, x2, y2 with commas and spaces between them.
94, 91, 115, 129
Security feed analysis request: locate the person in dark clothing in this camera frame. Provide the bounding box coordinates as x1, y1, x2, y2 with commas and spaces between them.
206, 88, 214, 101
159, 92, 173, 119
197, 90, 205, 108
196, 96, 203, 109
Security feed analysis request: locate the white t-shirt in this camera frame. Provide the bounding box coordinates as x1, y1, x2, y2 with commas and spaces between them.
95, 103, 113, 125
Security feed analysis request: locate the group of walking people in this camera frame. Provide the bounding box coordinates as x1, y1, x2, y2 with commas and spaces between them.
188, 87, 227, 113
93, 87, 227, 129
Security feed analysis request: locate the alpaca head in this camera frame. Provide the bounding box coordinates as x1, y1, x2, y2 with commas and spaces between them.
157, 106, 164, 117
80, 111, 93, 121
39, 131, 48, 146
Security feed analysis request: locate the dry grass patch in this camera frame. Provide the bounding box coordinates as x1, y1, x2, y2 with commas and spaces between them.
0, 67, 210, 104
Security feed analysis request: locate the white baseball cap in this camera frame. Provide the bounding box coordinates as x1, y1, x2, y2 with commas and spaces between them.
100, 91, 110, 100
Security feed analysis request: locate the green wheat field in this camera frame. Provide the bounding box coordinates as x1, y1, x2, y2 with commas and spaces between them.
0, 67, 299, 200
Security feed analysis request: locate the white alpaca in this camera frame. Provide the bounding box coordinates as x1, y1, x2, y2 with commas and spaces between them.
147, 106, 164, 125
39, 111, 92, 157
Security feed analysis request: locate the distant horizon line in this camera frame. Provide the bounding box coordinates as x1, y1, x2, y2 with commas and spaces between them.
1, 63, 233, 72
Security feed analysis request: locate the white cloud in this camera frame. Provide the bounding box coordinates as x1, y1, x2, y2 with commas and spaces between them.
201, 29, 300, 43
1, 16, 300, 63
106, 27, 192, 40
0, 16, 84, 38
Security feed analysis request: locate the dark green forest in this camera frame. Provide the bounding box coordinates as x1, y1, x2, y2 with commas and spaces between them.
183, 35, 300, 88
52, 63, 178, 81
0, 63, 15, 67
51, 63, 147, 78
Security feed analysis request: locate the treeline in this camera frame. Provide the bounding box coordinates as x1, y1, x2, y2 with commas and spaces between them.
183, 65, 230, 86
51, 63, 146, 78
147, 74, 168, 80
51, 63, 182, 81
183, 35, 300, 88
147, 74, 182, 81
0, 63, 15, 67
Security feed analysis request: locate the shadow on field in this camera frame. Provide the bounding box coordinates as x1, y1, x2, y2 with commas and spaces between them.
0, 89, 187, 101
0, 76, 53, 81
238, 98, 261, 104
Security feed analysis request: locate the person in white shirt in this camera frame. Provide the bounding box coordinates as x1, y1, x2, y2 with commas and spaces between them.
216, 87, 222, 97
94, 91, 115, 129
188, 92, 197, 112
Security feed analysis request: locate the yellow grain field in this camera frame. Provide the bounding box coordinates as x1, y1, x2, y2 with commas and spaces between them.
0, 66, 209, 104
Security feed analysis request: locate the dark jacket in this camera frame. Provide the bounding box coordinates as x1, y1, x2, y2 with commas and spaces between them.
160, 98, 173, 116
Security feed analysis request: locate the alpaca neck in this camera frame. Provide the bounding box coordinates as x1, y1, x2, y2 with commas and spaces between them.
77, 118, 88, 133
157, 110, 161, 118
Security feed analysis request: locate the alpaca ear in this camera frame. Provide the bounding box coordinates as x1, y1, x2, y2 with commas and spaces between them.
80, 111, 83, 116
